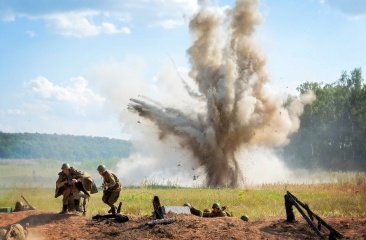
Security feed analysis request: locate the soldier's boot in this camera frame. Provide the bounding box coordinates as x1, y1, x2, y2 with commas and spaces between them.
59, 205, 68, 214
74, 199, 83, 212
108, 205, 117, 214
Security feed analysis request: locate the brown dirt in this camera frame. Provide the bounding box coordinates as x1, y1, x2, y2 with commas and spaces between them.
1, 210, 365, 240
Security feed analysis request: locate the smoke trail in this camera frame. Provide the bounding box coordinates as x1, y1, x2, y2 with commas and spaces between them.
128, 0, 314, 187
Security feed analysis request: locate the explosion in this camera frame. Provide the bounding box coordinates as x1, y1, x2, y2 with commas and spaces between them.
128, 0, 314, 187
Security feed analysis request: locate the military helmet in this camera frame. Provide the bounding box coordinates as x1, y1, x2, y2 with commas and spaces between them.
15, 201, 23, 211
61, 163, 70, 169
183, 203, 192, 208
212, 202, 220, 209
97, 165, 107, 172
241, 215, 249, 222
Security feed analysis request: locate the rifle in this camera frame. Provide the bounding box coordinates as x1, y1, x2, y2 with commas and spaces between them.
21, 195, 36, 210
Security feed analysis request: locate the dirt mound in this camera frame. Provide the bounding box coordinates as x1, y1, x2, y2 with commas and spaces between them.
1, 210, 365, 239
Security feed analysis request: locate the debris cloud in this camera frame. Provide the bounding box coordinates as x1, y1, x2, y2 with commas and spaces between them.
128, 0, 314, 187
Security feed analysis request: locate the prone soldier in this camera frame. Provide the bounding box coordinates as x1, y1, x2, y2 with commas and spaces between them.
184, 202, 232, 217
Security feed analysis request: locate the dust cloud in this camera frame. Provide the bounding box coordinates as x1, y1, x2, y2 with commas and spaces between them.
127, 0, 314, 187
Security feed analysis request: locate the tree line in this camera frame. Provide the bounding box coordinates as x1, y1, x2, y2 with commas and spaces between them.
282, 68, 366, 171
0, 132, 132, 161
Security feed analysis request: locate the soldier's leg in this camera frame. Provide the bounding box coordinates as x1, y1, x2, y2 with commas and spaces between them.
106, 192, 120, 215
60, 187, 72, 214
72, 190, 83, 212
102, 190, 110, 204
102, 190, 113, 213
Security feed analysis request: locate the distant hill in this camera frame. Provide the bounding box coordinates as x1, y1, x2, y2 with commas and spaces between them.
0, 132, 132, 161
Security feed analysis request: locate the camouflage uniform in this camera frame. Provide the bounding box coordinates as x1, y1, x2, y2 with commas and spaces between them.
202, 209, 229, 217
100, 170, 121, 214
55, 166, 97, 213
1, 224, 28, 240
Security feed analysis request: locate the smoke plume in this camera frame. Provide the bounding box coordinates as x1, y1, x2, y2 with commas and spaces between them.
128, 0, 314, 187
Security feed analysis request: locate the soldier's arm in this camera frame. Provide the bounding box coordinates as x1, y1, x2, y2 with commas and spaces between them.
56, 175, 67, 188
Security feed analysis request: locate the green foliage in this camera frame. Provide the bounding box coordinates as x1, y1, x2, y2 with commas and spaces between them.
0, 132, 133, 161
283, 68, 366, 171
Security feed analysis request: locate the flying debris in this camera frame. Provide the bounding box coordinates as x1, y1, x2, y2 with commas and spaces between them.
128, 0, 314, 187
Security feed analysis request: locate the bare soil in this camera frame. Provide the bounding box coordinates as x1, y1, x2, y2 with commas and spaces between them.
1, 210, 365, 239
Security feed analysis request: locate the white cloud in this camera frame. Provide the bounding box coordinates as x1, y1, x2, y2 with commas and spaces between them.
24, 76, 105, 106
44, 11, 132, 37
44, 11, 101, 37
0, 75, 127, 138
0, 0, 201, 34
155, 0, 199, 16
102, 22, 131, 34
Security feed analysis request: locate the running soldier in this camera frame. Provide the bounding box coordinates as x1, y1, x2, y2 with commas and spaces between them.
97, 165, 122, 215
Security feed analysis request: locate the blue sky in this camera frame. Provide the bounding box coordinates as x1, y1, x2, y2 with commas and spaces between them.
1, 0, 366, 140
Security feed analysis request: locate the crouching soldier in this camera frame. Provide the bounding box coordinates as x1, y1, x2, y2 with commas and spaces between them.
97, 165, 121, 215
55, 163, 98, 214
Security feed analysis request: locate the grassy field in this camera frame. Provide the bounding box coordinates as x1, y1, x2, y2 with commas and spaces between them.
1, 159, 365, 220
1, 178, 365, 220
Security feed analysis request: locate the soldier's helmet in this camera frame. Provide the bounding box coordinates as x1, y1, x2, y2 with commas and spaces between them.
241, 215, 249, 222
183, 203, 192, 208
212, 202, 220, 209
61, 163, 70, 170
97, 165, 107, 172
14, 201, 24, 211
